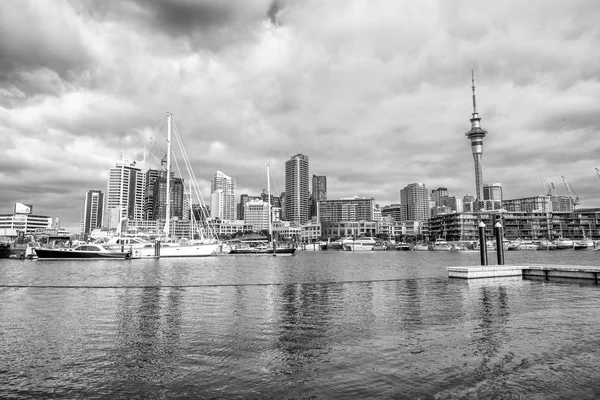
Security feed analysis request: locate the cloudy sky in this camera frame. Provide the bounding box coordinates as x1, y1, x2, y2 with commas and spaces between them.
1, 0, 599, 231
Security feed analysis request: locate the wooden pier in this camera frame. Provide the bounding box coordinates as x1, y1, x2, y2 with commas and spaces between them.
448, 265, 600, 284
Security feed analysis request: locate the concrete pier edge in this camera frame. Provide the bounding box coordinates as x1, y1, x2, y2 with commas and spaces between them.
448, 264, 600, 284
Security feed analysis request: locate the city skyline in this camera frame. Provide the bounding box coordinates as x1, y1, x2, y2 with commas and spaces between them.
1, 1, 599, 232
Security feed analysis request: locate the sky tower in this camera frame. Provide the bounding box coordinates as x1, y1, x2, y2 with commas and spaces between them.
465, 70, 488, 206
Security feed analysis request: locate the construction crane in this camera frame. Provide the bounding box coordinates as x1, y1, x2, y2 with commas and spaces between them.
537, 169, 551, 196
561, 175, 580, 206
549, 182, 558, 197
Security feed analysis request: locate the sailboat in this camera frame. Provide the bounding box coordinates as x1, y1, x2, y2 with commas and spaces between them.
228, 163, 295, 256
132, 112, 221, 258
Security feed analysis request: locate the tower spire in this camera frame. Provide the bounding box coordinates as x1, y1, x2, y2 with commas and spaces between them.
471, 69, 477, 115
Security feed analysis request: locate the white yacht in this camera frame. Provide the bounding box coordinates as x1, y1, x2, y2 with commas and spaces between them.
342, 237, 377, 251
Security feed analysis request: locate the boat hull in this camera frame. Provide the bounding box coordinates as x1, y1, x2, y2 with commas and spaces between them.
342, 244, 375, 251
229, 248, 296, 256
134, 243, 220, 258
35, 248, 131, 260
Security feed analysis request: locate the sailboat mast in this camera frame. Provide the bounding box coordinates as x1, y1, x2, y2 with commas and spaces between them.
267, 163, 273, 241
164, 112, 172, 239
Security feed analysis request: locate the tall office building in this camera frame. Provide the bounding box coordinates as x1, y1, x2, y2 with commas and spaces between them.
83, 190, 103, 236
151, 172, 184, 220
312, 175, 327, 201
210, 170, 236, 221
143, 169, 161, 220
400, 183, 430, 222
483, 183, 503, 202
104, 159, 144, 229
311, 175, 327, 219
465, 71, 488, 206
285, 154, 310, 224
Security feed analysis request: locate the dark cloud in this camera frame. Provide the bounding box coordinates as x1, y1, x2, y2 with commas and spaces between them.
71, 0, 273, 51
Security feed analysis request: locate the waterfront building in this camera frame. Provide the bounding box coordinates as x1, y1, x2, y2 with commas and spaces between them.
381, 204, 402, 221
104, 159, 144, 230
376, 217, 404, 239
483, 183, 503, 201
208, 219, 252, 238
82, 190, 104, 237
321, 220, 377, 239
465, 71, 488, 207
210, 171, 236, 221
317, 197, 375, 223
0, 213, 53, 237
272, 221, 301, 241
284, 154, 310, 224
299, 221, 322, 243
427, 208, 600, 241
400, 183, 430, 222
503, 196, 551, 213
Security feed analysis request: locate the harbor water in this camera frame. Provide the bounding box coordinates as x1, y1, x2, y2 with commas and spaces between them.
1, 250, 600, 399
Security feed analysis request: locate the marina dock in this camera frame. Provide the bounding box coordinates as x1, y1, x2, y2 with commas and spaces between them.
448, 264, 600, 284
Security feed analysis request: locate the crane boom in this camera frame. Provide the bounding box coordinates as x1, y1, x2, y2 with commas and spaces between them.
561, 175, 580, 206
537, 169, 550, 196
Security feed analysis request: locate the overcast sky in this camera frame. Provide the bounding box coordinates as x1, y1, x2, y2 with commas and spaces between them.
1, 0, 599, 231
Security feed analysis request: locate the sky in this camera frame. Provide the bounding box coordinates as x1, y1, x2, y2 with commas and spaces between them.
1, 0, 599, 232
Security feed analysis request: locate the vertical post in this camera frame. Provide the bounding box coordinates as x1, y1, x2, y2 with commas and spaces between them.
154, 240, 160, 257
478, 221, 487, 266
494, 221, 505, 265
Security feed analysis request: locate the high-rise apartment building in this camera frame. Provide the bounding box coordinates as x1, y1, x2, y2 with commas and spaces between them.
400, 183, 430, 222
210, 170, 236, 221
285, 154, 309, 224
483, 183, 503, 202
104, 159, 144, 229
83, 190, 104, 236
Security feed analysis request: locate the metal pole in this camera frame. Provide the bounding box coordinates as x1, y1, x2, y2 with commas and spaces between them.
478, 221, 487, 266
494, 221, 505, 265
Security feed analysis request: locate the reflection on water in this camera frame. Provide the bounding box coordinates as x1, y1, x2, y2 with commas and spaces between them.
1, 251, 600, 399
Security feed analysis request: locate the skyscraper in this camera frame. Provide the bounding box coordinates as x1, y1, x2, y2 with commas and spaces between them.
210, 170, 236, 221
104, 159, 144, 229
400, 183, 430, 222
311, 175, 327, 219
285, 154, 309, 224
151, 172, 184, 220
83, 190, 103, 236
143, 169, 160, 220
465, 71, 488, 207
